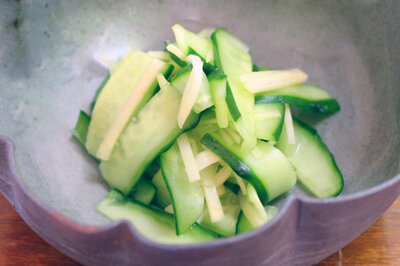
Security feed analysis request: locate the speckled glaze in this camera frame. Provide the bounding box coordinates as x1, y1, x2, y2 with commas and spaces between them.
0, 1, 399, 265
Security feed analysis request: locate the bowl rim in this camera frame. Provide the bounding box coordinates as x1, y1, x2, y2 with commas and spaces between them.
1, 135, 399, 252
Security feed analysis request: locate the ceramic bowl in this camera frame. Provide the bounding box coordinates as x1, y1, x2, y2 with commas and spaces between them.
0, 1, 399, 265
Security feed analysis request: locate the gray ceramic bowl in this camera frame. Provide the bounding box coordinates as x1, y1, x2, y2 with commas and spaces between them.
1, 1, 399, 265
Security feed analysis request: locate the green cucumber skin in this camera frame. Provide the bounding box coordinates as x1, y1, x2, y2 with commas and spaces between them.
211, 29, 224, 72
200, 133, 269, 203
187, 47, 215, 74
277, 118, 344, 197
91, 72, 110, 111
255, 84, 340, 114
252, 64, 274, 72
71, 110, 91, 146
97, 189, 217, 244
163, 64, 175, 81
255, 95, 340, 113
225, 82, 241, 121
160, 142, 204, 235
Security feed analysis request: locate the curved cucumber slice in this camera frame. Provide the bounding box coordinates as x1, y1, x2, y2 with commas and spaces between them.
99, 81, 199, 195
170, 64, 213, 113
160, 142, 204, 235
208, 70, 229, 128
172, 24, 212, 60
129, 178, 157, 205
97, 190, 216, 244
86, 51, 172, 158
200, 187, 241, 237
254, 103, 285, 141
255, 85, 340, 113
276, 118, 344, 197
212, 28, 256, 149
86, 51, 154, 156
151, 170, 172, 208
200, 132, 296, 204
236, 205, 278, 234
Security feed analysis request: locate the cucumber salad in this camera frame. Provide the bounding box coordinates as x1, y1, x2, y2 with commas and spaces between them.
72, 25, 343, 244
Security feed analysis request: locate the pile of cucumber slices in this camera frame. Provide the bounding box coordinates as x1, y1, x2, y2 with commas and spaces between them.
72, 25, 343, 244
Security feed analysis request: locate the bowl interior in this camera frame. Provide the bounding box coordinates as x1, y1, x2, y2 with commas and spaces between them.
0, 0, 399, 225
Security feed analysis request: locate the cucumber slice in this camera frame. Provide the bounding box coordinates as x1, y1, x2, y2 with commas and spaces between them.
255, 85, 340, 113
200, 187, 241, 237
129, 178, 157, 205
99, 80, 199, 195
208, 70, 229, 128
96, 59, 173, 160
211, 28, 256, 149
276, 118, 344, 197
160, 142, 204, 235
198, 28, 215, 39
151, 170, 171, 208
200, 132, 296, 204
86, 51, 171, 158
165, 41, 187, 68
97, 190, 216, 244
90, 72, 110, 111
71, 110, 91, 146
254, 103, 285, 141
170, 64, 213, 113
172, 24, 212, 62
236, 205, 278, 234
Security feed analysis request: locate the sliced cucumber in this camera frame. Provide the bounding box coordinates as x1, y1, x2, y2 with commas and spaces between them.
71, 110, 91, 146
99, 80, 199, 195
200, 132, 296, 204
255, 85, 340, 113
160, 142, 204, 235
151, 170, 171, 208
170, 64, 213, 113
97, 189, 217, 244
236, 205, 278, 234
200, 187, 241, 237
165, 41, 187, 68
208, 70, 229, 128
172, 24, 212, 62
211, 28, 256, 149
254, 103, 285, 141
276, 118, 343, 197
86, 51, 171, 158
129, 178, 157, 205
90, 72, 110, 111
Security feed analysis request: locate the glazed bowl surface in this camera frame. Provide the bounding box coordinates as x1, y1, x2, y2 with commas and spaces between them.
0, 1, 399, 265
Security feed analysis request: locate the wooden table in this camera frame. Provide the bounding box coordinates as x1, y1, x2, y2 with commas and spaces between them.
0, 194, 399, 265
